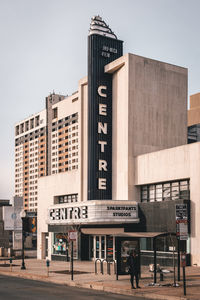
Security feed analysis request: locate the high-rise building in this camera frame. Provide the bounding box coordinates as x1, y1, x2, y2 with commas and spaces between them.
14, 92, 81, 212
15, 109, 47, 211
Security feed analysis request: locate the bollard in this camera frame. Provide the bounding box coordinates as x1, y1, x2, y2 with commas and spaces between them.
102, 259, 108, 275
160, 271, 163, 281
107, 261, 111, 275
10, 258, 12, 272
107, 260, 116, 275
95, 259, 102, 274
114, 260, 116, 275
46, 259, 50, 277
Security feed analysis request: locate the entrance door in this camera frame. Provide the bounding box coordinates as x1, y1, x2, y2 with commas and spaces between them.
95, 236, 100, 258
106, 236, 114, 260
93, 236, 106, 259
93, 235, 115, 260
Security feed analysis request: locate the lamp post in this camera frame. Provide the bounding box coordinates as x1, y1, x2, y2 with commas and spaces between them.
20, 209, 26, 270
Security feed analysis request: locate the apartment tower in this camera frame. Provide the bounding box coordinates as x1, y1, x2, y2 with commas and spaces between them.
14, 92, 81, 211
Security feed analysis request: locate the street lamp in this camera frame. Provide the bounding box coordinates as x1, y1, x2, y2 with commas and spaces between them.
20, 209, 26, 270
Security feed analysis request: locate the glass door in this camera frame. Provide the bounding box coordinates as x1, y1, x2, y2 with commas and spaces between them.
96, 236, 100, 258
106, 236, 113, 260
101, 236, 105, 259
93, 235, 107, 260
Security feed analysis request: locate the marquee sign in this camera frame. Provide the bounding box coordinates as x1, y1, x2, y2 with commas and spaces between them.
47, 201, 139, 225
87, 16, 123, 200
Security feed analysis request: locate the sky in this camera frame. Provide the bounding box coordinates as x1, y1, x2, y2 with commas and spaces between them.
0, 0, 200, 200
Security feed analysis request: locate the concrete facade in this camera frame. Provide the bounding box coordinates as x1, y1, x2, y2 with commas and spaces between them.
188, 92, 200, 126
37, 53, 189, 262
106, 53, 187, 201
135, 142, 200, 265
15, 109, 47, 211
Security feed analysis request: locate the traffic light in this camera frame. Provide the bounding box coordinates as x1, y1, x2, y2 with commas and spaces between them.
23, 217, 37, 233
30, 217, 37, 233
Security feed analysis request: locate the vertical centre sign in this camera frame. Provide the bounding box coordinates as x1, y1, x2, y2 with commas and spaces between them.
88, 23, 123, 200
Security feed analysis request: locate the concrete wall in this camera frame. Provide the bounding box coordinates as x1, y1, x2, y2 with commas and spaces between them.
37, 170, 80, 259
79, 77, 88, 203
106, 53, 188, 201
37, 77, 88, 259
135, 142, 200, 266
188, 92, 200, 126
110, 56, 129, 200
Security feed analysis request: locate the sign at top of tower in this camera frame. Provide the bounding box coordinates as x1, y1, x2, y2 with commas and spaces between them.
87, 16, 123, 201
89, 15, 117, 39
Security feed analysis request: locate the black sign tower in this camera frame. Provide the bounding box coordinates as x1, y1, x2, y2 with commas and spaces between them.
88, 16, 123, 200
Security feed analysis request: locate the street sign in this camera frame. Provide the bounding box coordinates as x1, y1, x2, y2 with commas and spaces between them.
176, 204, 187, 220
176, 204, 188, 240
68, 231, 77, 242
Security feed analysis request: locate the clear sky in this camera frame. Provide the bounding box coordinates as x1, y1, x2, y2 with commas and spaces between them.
0, 0, 200, 200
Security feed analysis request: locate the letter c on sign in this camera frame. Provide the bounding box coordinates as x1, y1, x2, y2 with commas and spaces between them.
98, 86, 107, 98
50, 209, 54, 220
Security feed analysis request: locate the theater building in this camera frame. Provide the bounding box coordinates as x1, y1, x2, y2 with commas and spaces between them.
36, 16, 200, 266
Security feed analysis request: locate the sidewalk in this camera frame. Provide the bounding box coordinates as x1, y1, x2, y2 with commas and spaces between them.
0, 257, 199, 300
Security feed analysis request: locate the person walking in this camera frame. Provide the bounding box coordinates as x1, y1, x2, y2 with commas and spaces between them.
127, 250, 140, 289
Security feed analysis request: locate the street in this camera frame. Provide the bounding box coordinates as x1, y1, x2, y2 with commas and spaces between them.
0, 275, 148, 300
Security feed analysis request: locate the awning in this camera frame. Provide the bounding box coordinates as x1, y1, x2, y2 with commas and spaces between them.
81, 228, 125, 235
81, 228, 173, 238
113, 232, 168, 238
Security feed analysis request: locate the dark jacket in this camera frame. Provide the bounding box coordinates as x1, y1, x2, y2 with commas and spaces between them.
127, 254, 140, 274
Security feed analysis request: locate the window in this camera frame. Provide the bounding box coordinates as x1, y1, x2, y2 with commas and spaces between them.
141, 179, 190, 203
53, 233, 69, 256
156, 184, 162, 202
30, 118, 34, 129
57, 193, 78, 204
180, 181, 190, 200
171, 182, 179, 201
53, 108, 58, 119
35, 115, 40, 127
25, 121, 29, 131
141, 186, 148, 202
163, 183, 170, 201
15, 125, 20, 136
20, 123, 24, 133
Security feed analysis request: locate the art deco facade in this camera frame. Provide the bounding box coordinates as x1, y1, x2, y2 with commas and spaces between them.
16, 15, 200, 268
36, 17, 196, 269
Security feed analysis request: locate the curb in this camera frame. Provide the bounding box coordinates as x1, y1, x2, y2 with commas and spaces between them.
0, 270, 188, 300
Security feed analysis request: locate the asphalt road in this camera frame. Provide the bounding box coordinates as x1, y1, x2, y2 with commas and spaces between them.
0, 275, 147, 300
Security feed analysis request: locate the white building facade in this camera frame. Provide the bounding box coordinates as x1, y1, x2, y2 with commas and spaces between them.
35, 16, 200, 267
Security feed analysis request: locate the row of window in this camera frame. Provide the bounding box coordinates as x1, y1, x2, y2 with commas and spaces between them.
52, 126, 78, 140
52, 113, 78, 126
15, 127, 45, 146
53, 158, 78, 167
52, 145, 78, 151
15, 115, 40, 136
141, 179, 190, 202
58, 193, 78, 203
52, 165, 78, 174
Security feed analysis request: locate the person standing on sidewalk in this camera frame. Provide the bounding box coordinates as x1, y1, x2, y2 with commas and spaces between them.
127, 250, 141, 289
